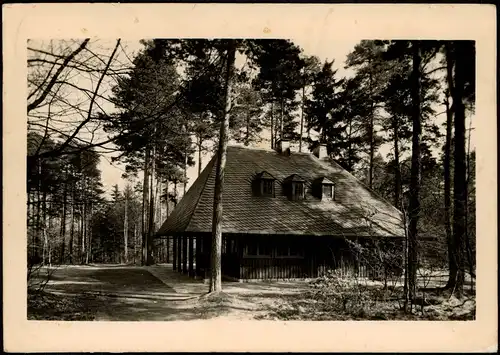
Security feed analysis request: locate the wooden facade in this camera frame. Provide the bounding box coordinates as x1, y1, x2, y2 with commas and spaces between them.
155, 233, 404, 281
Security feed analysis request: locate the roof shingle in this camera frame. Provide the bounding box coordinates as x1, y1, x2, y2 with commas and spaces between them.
157, 145, 404, 237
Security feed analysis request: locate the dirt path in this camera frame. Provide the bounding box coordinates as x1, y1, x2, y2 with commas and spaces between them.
28, 264, 474, 321
29, 264, 309, 321
32, 265, 209, 320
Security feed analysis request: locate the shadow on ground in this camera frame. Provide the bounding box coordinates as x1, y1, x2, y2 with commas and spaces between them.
29, 264, 473, 321
29, 265, 209, 320
28, 264, 304, 321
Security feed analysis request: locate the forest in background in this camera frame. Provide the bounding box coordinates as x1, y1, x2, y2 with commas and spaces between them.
27, 39, 475, 304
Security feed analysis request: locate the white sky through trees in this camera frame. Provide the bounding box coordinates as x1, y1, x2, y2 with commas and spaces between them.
97, 38, 363, 196
43, 38, 474, 197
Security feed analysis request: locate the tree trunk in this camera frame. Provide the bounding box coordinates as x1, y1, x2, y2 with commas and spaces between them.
86, 202, 92, 264
142, 147, 151, 265
166, 181, 170, 216
155, 177, 161, 231
449, 41, 467, 298
81, 200, 86, 264
408, 41, 422, 308
69, 185, 75, 264
245, 112, 250, 146
183, 140, 188, 196
173, 181, 177, 207
42, 190, 48, 265
299, 85, 306, 152
28, 189, 34, 262
443, 92, 454, 288
60, 180, 68, 264
368, 69, 375, 190
402, 206, 410, 312
146, 153, 156, 265
133, 223, 137, 264
347, 117, 354, 171
35, 160, 42, 263
280, 97, 284, 141
465, 116, 474, 288
270, 101, 274, 149
393, 116, 401, 207
124, 192, 129, 264
198, 135, 203, 176
209, 42, 236, 293
157, 180, 162, 233
48, 201, 53, 266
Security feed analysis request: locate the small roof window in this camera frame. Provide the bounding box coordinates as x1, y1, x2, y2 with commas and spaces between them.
313, 177, 335, 201
283, 174, 306, 200
254, 171, 276, 197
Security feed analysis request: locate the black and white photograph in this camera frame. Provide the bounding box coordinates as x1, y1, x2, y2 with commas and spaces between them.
3, 3, 497, 353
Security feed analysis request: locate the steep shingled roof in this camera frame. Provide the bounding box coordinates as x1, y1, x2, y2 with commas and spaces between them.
157, 145, 404, 237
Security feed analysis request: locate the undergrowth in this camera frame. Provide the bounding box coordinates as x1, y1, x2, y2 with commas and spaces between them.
257, 269, 476, 321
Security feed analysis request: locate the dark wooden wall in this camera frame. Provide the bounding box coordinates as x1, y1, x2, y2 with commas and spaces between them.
160, 233, 403, 281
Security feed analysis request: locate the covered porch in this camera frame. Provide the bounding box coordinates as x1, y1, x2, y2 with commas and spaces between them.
154, 233, 404, 281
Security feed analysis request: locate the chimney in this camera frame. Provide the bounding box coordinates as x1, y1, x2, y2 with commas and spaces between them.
276, 139, 291, 155
313, 143, 328, 159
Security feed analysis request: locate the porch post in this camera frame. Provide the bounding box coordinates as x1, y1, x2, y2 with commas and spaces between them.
182, 234, 188, 274
188, 234, 194, 277
166, 236, 170, 263
172, 235, 177, 271
195, 234, 201, 277
204, 233, 211, 282
177, 235, 182, 272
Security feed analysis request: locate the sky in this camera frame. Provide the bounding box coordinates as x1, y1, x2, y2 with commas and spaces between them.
94, 38, 476, 199
97, 38, 362, 196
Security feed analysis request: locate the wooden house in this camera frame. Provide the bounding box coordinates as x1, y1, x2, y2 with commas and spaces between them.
156, 141, 405, 281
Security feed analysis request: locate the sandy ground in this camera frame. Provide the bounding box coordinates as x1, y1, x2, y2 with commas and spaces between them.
28, 264, 309, 321
28, 264, 475, 321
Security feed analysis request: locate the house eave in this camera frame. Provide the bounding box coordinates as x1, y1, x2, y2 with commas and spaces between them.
156, 228, 404, 238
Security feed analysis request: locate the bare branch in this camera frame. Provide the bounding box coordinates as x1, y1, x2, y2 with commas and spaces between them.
51, 39, 121, 157
27, 38, 90, 113
27, 59, 59, 101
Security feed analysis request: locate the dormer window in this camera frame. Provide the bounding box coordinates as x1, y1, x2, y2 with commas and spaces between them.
254, 171, 276, 197
322, 184, 334, 199
283, 174, 306, 201
313, 177, 335, 201
262, 179, 274, 196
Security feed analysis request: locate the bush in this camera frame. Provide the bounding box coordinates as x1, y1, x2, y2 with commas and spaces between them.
310, 269, 374, 317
